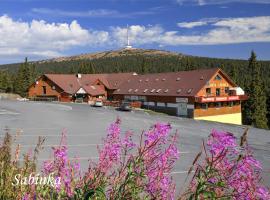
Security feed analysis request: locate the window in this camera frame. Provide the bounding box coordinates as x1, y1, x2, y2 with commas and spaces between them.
215, 102, 221, 108
229, 101, 234, 107
202, 103, 208, 110
215, 75, 222, 80
216, 88, 220, 96
222, 102, 228, 107
225, 87, 229, 94
206, 88, 211, 95
42, 86, 47, 95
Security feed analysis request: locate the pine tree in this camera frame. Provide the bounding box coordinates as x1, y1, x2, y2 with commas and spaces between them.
229, 64, 238, 83
245, 51, 268, 129
141, 58, 148, 74
14, 57, 32, 97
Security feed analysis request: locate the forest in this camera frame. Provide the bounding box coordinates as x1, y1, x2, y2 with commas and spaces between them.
0, 51, 269, 129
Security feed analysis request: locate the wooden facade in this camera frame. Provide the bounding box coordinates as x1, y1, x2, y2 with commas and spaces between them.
113, 68, 248, 125
28, 69, 247, 125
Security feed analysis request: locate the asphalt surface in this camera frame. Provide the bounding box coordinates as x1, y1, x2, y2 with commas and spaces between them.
0, 100, 269, 193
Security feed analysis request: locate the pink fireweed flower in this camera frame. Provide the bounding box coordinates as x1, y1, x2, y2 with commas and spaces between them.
97, 118, 122, 173
123, 131, 136, 149
205, 130, 269, 200
143, 123, 179, 199
144, 123, 171, 145
42, 131, 81, 198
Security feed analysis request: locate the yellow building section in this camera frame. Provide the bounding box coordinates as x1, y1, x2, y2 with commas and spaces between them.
194, 113, 242, 125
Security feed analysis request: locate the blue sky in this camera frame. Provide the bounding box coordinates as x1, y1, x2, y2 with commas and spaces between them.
0, 0, 270, 64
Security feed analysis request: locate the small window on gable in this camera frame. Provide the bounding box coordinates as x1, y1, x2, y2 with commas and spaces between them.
225, 87, 229, 93
206, 88, 211, 95
215, 75, 222, 80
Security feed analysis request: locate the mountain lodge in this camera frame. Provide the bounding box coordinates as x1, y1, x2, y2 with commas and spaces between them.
28, 68, 248, 125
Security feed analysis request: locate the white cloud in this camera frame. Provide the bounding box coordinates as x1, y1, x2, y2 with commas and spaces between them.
1, 15, 270, 62
177, 21, 208, 28
0, 15, 109, 59
112, 16, 270, 45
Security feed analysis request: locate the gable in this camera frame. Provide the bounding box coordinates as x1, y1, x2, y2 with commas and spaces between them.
76, 87, 87, 94
196, 69, 237, 97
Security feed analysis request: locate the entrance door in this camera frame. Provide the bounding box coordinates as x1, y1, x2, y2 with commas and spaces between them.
177, 103, 187, 116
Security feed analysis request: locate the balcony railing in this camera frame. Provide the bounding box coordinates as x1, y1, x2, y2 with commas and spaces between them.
195, 95, 248, 103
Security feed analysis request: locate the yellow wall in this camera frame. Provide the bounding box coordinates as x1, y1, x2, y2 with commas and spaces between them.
194, 113, 242, 125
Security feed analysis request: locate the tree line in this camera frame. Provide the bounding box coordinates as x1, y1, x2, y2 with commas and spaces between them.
0, 51, 269, 129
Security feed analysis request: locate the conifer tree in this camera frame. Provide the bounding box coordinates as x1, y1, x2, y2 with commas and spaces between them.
244, 51, 268, 129
14, 57, 32, 97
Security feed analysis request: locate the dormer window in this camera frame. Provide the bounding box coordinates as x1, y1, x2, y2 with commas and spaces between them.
176, 77, 181, 81
177, 89, 182, 94
215, 75, 222, 80
143, 89, 148, 93
187, 88, 193, 94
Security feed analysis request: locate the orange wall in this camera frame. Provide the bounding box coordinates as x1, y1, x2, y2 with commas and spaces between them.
28, 76, 62, 98
197, 71, 234, 97
194, 102, 241, 117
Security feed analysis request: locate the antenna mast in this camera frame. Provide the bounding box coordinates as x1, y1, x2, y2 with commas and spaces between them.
125, 24, 132, 49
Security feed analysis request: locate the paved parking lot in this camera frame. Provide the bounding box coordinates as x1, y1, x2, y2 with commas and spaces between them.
0, 100, 269, 191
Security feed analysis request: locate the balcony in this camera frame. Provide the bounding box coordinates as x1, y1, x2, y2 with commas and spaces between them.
195, 95, 248, 103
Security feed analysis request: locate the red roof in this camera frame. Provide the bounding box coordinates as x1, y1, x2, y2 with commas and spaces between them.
82, 85, 106, 96
113, 68, 231, 97
44, 73, 135, 95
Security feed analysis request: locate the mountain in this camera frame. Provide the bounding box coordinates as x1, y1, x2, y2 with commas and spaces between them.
42, 48, 182, 63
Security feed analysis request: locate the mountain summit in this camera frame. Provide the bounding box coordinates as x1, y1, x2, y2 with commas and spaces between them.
43, 48, 182, 63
